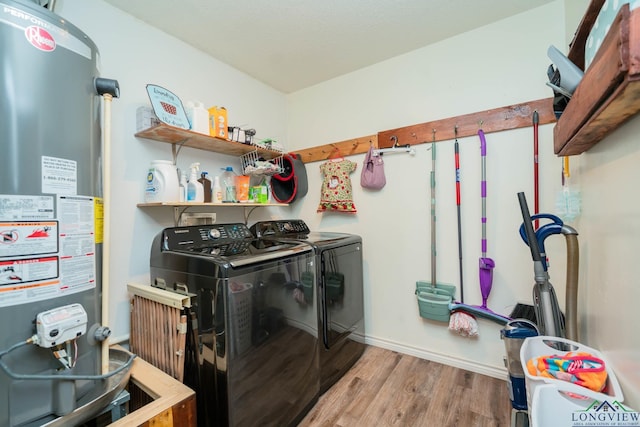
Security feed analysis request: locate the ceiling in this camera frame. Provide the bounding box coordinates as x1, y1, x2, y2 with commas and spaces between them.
103, 0, 555, 93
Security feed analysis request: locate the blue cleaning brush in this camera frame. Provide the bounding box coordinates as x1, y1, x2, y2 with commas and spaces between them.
556, 157, 581, 223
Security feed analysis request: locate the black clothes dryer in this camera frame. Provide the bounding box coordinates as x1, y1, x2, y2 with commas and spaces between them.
251, 220, 365, 393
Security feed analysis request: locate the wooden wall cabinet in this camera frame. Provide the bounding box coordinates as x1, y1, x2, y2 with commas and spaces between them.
554, 2, 640, 155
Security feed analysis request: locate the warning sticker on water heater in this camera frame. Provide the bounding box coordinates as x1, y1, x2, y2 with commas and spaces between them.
0, 221, 58, 257
0, 195, 95, 307
0, 256, 58, 286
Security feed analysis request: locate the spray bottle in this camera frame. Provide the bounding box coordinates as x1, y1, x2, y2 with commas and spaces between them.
179, 171, 188, 202
187, 163, 204, 202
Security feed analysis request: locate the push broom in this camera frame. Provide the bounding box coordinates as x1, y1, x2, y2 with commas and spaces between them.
416, 130, 456, 323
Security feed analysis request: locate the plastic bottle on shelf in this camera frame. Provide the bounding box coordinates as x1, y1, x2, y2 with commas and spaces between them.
221, 166, 237, 202
179, 171, 188, 202
212, 175, 223, 203
198, 171, 212, 202
187, 163, 204, 202
260, 177, 270, 204
185, 101, 209, 135
144, 160, 180, 203
236, 174, 250, 202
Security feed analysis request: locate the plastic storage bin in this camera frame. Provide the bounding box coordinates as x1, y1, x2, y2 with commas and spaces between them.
529, 383, 637, 427
230, 282, 253, 355
520, 335, 624, 424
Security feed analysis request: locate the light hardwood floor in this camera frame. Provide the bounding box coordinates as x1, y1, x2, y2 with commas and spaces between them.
299, 346, 512, 427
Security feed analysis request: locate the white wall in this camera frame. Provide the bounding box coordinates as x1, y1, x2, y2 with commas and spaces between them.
56, 0, 291, 342
287, 1, 569, 377
578, 117, 640, 406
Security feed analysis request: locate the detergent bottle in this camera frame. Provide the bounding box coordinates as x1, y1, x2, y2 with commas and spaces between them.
187, 163, 204, 202
185, 101, 209, 134
145, 160, 180, 203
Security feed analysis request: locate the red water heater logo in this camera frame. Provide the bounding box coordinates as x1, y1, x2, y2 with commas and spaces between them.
25, 26, 56, 52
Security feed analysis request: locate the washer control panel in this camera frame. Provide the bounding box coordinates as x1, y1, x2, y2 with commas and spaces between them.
162, 223, 253, 253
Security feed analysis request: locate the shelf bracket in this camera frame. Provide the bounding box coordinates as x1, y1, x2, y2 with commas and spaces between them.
243, 206, 259, 225
173, 206, 190, 226
171, 138, 189, 165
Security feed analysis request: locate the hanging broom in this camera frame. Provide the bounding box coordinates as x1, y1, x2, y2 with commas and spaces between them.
416, 130, 456, 322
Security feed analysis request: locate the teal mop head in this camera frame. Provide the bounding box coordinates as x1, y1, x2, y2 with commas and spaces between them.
555, 157, 581, 223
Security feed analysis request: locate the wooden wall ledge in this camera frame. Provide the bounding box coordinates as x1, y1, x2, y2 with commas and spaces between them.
295, 97, 555, 163
295, 134, 378, 164
553, 3, 640, 155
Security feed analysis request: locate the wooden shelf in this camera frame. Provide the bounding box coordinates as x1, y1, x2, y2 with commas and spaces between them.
554, 3, 640, 155
138, 201, 288, 226
137, 202, 287, 208
136, 124, 283, 160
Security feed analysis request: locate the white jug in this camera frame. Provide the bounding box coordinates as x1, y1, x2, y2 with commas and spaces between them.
145, 160, 180, 203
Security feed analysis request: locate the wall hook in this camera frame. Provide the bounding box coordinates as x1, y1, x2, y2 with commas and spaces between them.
454, 125, 458, 141
374, 135, 415, 156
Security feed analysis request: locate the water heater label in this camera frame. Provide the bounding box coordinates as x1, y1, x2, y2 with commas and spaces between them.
0, 194, 54, 220
0, 221, 58, 257
0, 196, 95, 308
42, 156, 77, 195
0, 256, 58, 286
1, 2, 92, 59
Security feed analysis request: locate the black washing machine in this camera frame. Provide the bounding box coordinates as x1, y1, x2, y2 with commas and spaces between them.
150, 223, 319, 427
250, 220, 365, 393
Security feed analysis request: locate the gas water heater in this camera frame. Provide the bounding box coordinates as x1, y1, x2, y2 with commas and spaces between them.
0, 1, 128, 425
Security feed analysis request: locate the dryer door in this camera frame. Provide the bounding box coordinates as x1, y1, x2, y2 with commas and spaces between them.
320, 242, 364, 349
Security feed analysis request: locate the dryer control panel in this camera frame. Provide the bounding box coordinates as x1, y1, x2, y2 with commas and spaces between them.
251, 219, 310, 238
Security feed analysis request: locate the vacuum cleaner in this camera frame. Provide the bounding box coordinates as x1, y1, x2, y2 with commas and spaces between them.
501, 192, 580, 427
517, 192, 579, 340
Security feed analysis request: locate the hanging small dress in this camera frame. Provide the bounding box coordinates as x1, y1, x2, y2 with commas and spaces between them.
317, 158, 357, 213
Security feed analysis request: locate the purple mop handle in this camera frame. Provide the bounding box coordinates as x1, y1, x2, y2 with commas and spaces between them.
479, 129, 488, 257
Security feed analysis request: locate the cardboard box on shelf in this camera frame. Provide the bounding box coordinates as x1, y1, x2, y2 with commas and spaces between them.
136, 106, 160, 132
208, 106, 228, 139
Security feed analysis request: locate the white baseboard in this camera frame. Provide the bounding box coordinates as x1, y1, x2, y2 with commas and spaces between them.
117, 329, 507, 381
364, 335, 508, 381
